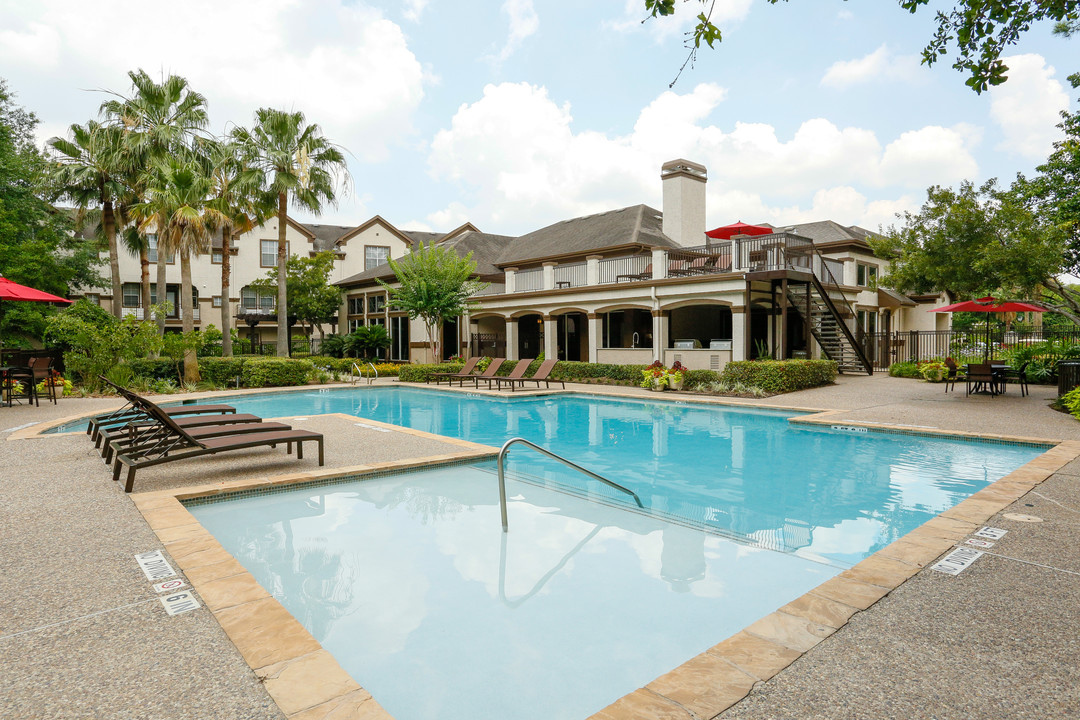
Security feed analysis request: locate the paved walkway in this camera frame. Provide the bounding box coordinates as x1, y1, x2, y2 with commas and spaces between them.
1, 375, 1077, 719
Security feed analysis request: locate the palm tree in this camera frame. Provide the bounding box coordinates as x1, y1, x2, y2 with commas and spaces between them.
47, 121, 128, 318
233, 109, 349, 356
197, 136, 270, 356
130, 158, 224, 382
101, 69, 208, 335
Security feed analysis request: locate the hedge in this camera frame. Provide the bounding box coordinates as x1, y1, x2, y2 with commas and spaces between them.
720, 359, 837, 393
198, 357, 248, 386
129, 358, 179, 383
305, 356, 405, 376
241, 358, 315, 388
399, 360, 646, 386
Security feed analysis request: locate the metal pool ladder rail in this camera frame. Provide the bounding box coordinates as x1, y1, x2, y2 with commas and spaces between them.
351, 362, 378, 385
496, 437, 644, 532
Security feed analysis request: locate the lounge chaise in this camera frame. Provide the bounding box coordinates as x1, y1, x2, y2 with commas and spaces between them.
110, 395, 323, 493
493, 358, 564, 391
427, 356, 481, 385
479, 359, 532, 389
462, 357, 505, 387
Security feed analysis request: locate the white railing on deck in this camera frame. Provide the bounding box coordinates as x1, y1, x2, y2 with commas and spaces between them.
553, 262, 587, 289
514, 268, 543, 292
598, 255, 650, 284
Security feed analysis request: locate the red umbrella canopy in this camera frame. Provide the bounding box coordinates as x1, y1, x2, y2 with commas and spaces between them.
930, 296, 1044, 313
0, 276, 72, 304
705, 221, 774, 240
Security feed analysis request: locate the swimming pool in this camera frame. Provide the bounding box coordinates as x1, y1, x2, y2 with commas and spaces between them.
167, 386, 1042, 718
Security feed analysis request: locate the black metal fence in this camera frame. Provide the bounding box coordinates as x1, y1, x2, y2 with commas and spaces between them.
866, 327, 1080, 370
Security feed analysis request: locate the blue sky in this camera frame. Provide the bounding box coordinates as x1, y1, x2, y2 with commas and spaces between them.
1, 0, 1075, 236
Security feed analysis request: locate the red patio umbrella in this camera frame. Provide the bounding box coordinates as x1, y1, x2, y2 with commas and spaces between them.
930, 295, 1045, 360
705, 221, 774, 240
0, 274, 72, 359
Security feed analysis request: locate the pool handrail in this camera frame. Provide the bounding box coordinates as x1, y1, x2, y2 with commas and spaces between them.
496, 437, 644, 532
351, 362, 378, 385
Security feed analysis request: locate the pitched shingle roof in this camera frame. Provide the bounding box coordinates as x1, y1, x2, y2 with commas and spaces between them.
764, 220, 871, 245
336, 230, 515, 288
494, 205, 675, 267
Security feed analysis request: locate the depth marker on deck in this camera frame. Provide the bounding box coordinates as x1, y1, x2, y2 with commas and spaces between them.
973, 526, 1007, 540
931, 547, 984, 575
135, 550, 176, 581
354, 422, 391, 433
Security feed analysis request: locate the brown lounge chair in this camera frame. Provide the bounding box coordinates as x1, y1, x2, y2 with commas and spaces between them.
427, 356, 481, 385
462, 357, 505, 387
111, 395, 324, 493
480, 359, 533, 389
99, 411, 269, 460
87, 394, 238, 444
493, 359, 565, 391
616, 263, 652, 282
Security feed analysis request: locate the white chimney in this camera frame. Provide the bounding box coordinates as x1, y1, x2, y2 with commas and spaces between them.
661, 158, 707, 247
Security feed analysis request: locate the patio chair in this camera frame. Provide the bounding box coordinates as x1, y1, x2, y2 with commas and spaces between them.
427, 356, 481, 385
493, 359, 565, 391
943, 358, 962, 393
28, 357, 57, 404
461, 357, 505, 387
111, 395, 324, 493
477, 358, 532, 389
100, 412, 275, 464
89, 390, 240, 442
669, 256, 713, 277
965, 363, 998, 396
2, 366, 36, 407
999, 361, 1030, 397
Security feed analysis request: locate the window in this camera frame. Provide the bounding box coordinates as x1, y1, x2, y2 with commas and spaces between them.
241, 287, 275, 312
390, 316, 410, 361
857, 310, 878, 335
147, 235, 174, 264
348, 297, 364, 315
122, 283, 140, 308
365, 245, 390, 270
856, 263, 878, 287
367, 294, 386, 314
212, 251, 223, 264
349, 318, 364, 333
212, 295, 223, 308
369, 317, 386, 327
84, 292, 100, 306
261, 240, 279, 267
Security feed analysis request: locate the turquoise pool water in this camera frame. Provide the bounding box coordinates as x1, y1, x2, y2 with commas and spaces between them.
171, 386, 1043, 719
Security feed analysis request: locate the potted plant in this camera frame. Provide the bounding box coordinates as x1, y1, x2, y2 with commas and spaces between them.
668, 361, 686, 390
37, 372, 73, 398
919, 360, 948, 383
640, 361, 668, 391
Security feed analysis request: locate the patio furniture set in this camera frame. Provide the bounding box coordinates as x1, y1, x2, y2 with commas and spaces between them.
944, 359, 1030, 397
1, 357, 61, 407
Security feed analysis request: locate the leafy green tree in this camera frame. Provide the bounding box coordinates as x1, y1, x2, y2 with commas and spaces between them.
233, 108, 349, 357
130, 159, 224, 382
47, 121, 129, 317
197, 136, 271, 356
869, 179, 1067, 309
249, 250, 342, 342
43, 303, 162, 391
0, 79, 103, 349
101, 69, 209, 335
646, 0, 1077, 92
378, 242, 489, 361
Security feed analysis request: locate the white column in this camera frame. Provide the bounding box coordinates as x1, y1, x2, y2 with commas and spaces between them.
543, 315, 558, 360
731, 310, 746, 361
505, 319, 518, 360
505, 267, 517, 293
588, 313, 600, 363
542, 262, 557, 291
652, 311, 666, 363
651, 248, 668, 280
586, 255, 602, 286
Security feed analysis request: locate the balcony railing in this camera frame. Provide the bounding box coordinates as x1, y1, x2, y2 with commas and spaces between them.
553, 261, 587, 289
599, 255, 650, 284
121, 306, 200, 321
514, 268, 543, 292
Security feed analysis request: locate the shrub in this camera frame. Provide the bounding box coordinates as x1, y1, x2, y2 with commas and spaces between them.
241, 358, 315, 388
398, 362, 465, 383
683, 369, 721, 390
549, 361, 647, 384
720, 359, 837, 393
888, 361, 922, 378
129, 358, 179, 383
198, 357, 248, 386
919, 360, 949, 382
1062, 386, 1080, 419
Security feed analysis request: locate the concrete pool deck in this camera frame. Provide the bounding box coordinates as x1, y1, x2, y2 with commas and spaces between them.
2, 374, 1078, 719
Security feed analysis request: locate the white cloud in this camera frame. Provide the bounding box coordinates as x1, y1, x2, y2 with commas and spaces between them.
989, 53, 1070, 159
403, 0, 428, 22
496, 0, 539, 62
7, 0, 425, 163
426, 81, 979, 234
0, 21, 61, 69
821, 44, 923, 89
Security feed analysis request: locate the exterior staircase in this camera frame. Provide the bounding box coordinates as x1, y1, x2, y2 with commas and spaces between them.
786, 276, 873, 375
